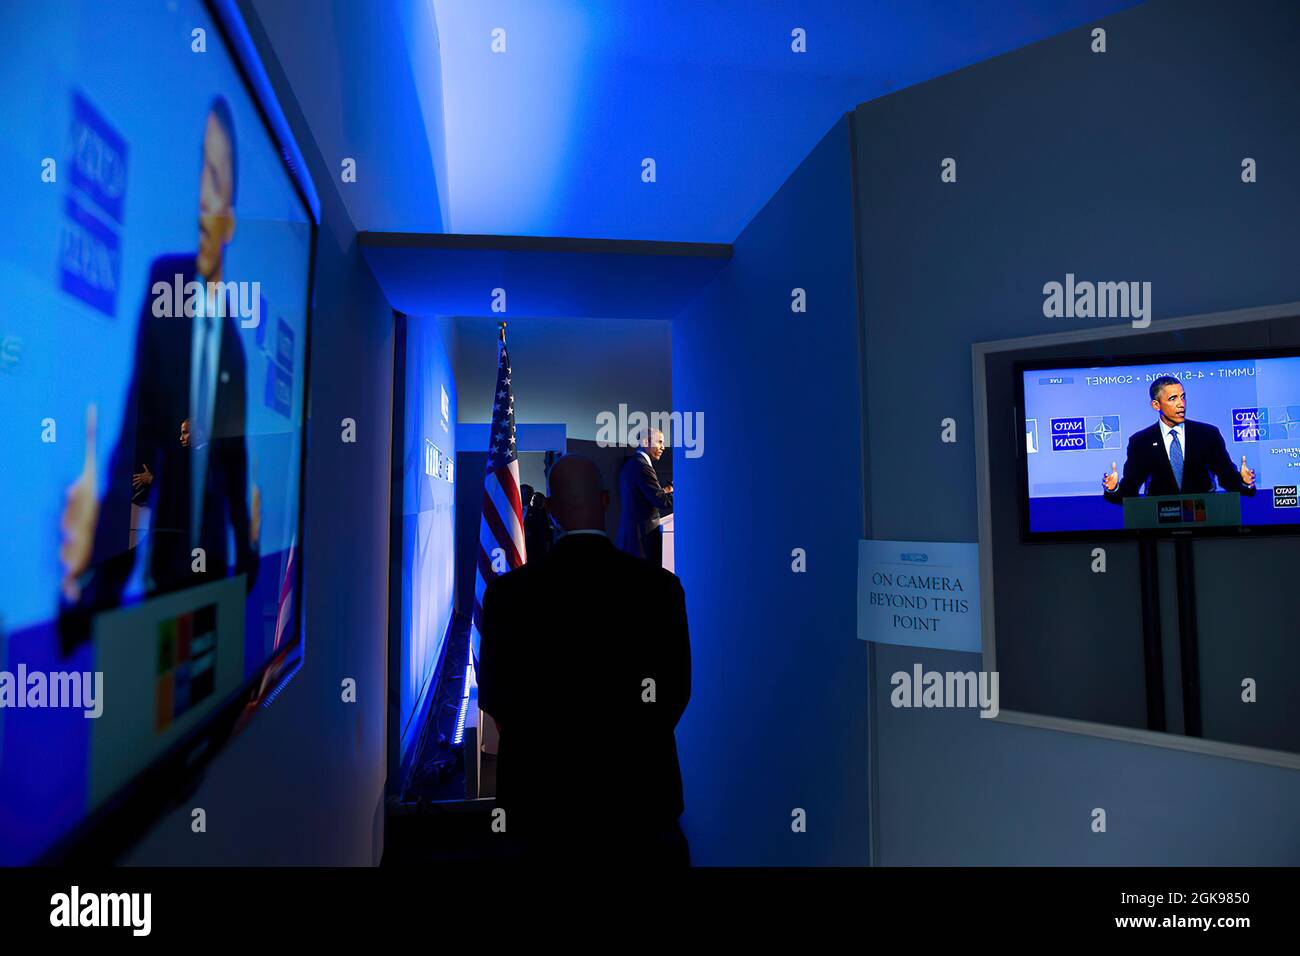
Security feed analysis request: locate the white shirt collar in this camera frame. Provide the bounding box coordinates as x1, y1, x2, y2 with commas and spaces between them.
1159, 419, 1184, 439
637, 450, 652, 465
556, 528, 608, 539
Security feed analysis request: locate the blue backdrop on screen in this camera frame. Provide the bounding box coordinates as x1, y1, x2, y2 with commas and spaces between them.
396, 318, 457, 766
0, 1, 311, 862
1023, 355, 1300, 533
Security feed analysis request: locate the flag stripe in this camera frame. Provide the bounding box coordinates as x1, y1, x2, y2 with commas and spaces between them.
492, 467, 525, 535
485, 476, 524, 546
481, 492, 524, 570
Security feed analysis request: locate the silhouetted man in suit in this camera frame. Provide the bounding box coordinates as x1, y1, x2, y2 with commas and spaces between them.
59, 97, 258, 636
522, 489, 553, 559
478, 455, 692, 864
1102, 375, 1256, 503
616, 427, 673, 565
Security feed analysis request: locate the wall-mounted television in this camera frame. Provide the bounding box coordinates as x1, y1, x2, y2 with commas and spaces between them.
0, 0, 314, 862
1017, 348, 1300, 540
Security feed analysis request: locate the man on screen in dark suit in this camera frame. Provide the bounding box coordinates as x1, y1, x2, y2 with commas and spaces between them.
59, 97, 258, 631
478, 455, 691, 864
616, 427, 673, 565
1102, 375, 1256, 502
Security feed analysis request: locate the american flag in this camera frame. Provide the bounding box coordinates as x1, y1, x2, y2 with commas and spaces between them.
471, 324, 526, 665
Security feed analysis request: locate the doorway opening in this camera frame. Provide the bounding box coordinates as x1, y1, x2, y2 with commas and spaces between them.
390, 314, 675, 827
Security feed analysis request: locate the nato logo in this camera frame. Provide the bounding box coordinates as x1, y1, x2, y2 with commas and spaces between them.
264, 360, 292, 418
1274, 485, 1298, 508
263, 317, 294, 418
1233, 407, 1264, 442
58, 92, 127, 318
1051, 415, 1120, 451
59, 196, 120, 317
1233, 406, 1300, 441
67, 92, 128, 223
274, 316, 294, 371
1050, 417, 1085, 451
1025, 419, 1039, 454
1086, 415, 1121, 450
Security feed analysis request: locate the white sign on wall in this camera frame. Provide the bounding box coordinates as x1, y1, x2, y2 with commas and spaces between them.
857, 539, 981, 652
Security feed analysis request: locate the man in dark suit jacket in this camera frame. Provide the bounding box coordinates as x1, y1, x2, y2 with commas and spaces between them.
616, 427, 673, 564
478, 455, 691, 863
1103, 375, 1256, 503
59, 98, 257, 634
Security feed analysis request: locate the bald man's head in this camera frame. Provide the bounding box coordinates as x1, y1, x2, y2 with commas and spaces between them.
546, 455, 609, 532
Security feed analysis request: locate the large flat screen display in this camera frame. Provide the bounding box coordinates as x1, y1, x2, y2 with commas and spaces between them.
0, 0, 313, 862
1018, 350, 1300, 539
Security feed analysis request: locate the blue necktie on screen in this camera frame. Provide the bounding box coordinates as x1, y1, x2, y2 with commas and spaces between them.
193, 312, 213, 545
1169, 428, 1184, 489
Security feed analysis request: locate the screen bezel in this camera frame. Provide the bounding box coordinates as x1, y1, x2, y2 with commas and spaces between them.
35, 0, 317, 863
1014, 345, 1300, 542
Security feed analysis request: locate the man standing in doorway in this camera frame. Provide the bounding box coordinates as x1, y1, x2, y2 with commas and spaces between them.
617, 427, 673, 565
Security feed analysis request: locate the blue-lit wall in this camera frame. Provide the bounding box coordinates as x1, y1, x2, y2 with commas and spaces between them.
672, 115, 870, 865
856, 0, 1300, 864
246, 0, 449, 233
396, 316, 457, 767
431, 0, 1137, 241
